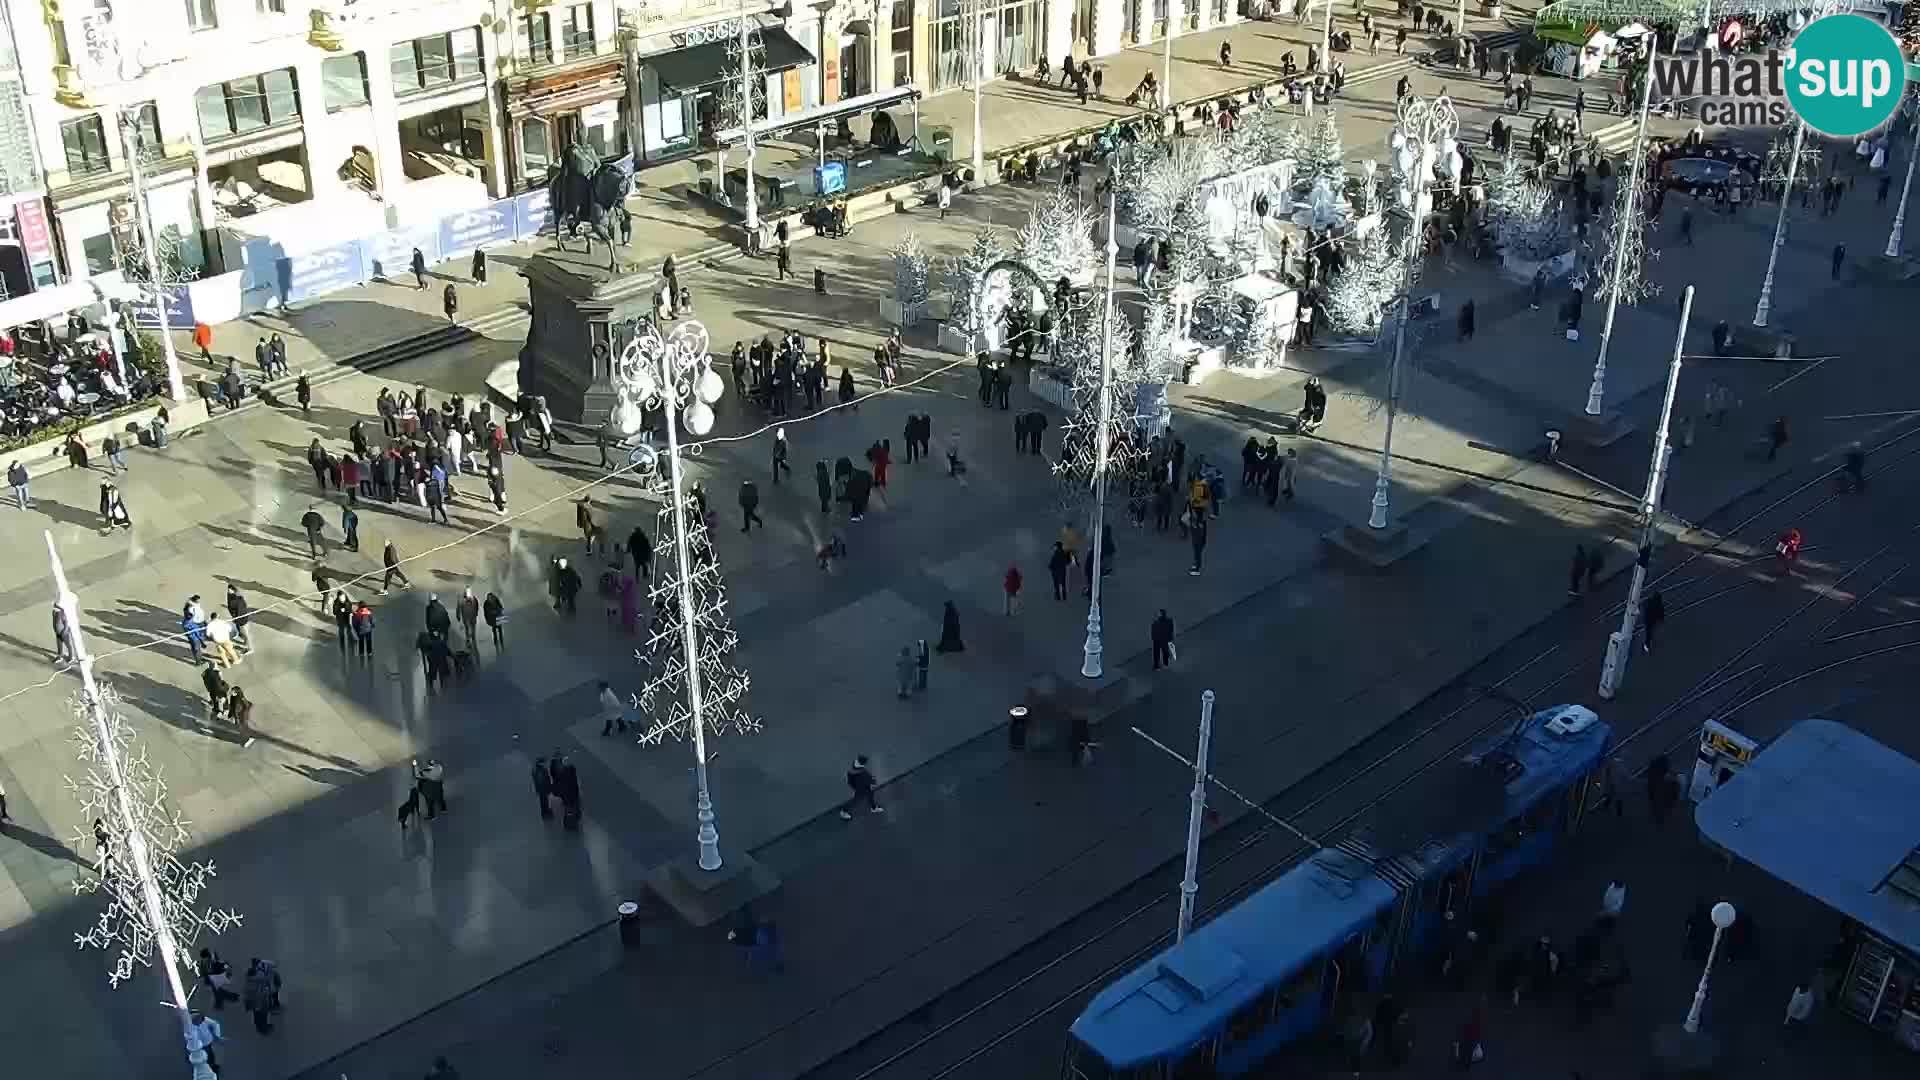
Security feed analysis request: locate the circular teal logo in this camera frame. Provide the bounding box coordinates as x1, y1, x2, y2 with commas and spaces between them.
1785, 14, 1907, 138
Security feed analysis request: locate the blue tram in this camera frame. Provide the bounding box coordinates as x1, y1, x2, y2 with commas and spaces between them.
1064, 707, 1613, 1079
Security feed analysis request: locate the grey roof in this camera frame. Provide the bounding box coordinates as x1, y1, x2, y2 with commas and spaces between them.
1696, 719, 1920, 951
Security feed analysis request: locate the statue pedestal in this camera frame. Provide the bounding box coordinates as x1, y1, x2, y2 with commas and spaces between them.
519, 248, 665, 427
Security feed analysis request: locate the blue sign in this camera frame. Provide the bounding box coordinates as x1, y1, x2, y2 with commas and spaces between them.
276, 241, 368, 305
362, 225, 439, 283
127, 285, 193, 330
514, 188, 553, 239
439, 202, 517, 260
816, 161, 848, 195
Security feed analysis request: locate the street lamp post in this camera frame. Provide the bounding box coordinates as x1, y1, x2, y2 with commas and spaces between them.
1598, 285, 1694, 700
1685, 901, 1738, 1033
1585, 41, 1657, 417
972, 0, 986, 182
1886, 111, 1918, 258
1083, 195, 1120, 679
614, 322, 730, 870
1175, 690, 1216, 942
48, 533, 216, 1079
739, 0, 759, 236
1371, 95, 1457, 531
1752, 120, 1805, 329
1163, 0, 1177, 106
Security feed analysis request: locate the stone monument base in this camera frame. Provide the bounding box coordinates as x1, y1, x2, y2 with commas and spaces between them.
519, 245, 667, 427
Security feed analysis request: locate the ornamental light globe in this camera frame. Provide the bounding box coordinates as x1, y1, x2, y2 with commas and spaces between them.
696, 366, 725, 404
616, 399, 644, 437
684, 400, 714, 436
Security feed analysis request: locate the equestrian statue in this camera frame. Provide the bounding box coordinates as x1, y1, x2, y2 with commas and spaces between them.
547, 141, 631, 273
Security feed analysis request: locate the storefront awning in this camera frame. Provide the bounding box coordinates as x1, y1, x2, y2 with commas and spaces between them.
649, 27, 815, 94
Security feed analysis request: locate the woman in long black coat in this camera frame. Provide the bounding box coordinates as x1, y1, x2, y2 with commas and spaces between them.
935, 600, 964, 653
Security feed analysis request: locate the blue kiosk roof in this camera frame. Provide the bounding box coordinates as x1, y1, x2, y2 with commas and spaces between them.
1696, 719, 1920, 954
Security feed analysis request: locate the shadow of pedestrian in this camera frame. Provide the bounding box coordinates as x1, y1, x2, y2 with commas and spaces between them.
0, 821, 94, 870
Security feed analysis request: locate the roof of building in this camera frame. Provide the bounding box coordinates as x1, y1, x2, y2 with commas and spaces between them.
1696, 719, 1920, 952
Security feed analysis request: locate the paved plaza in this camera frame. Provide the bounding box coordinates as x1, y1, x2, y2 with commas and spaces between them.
0, 6, 1915, 1079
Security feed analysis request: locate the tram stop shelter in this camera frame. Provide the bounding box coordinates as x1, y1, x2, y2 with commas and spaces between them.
1696, 719, 1920, 1050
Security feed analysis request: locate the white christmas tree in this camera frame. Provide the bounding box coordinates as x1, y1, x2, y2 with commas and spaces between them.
1017, 189, 1098, 289
67, 686, 242, 989
891, 231, 932, 306
1589, 172, 1661, 307
1485, 151, 1567, 262
1164, 195, 1214, 297
945, 227, 1007, 339
1294, 108, 1346, 201
719, 23, 767, 133
635, 486, 760, 745
1762, 122, 1822, 200
1137, 297, 1179, 378
1129, 141, 1226, 237
1324, 229, 1407, 335
1052, 292, 1146, 517
1223, 108, 1301, 174
1237, 295, 1292, 370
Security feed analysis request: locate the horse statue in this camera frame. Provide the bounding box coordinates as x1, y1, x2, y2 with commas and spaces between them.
547, 142, 632, 272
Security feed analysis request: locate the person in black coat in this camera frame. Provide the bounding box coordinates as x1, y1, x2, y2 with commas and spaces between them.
443, 283, 458, 323
1151, 609, 1175, 669
531, 757, 553, 818
410, 247, 428, 290
935, 600, 965, 652
471, 247, 487, 284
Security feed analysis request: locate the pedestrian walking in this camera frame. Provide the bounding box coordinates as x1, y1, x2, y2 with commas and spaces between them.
1678, 209, 1694, 246
776, 242, 793, 280
1003, 564, 1023, 613
1767, 414, 1790, 461
201, 662, 229, 723
771, 428, 792, 483
410, 247, 428, 290
207, 611, 241, 667
339, 496, 361, 552
738, 479, 763, 532
550, 752, 581, 822
381, 540, 411, 592
188, 1011, 222, 1071
532, 757, 553, 819
8, 460, 28, 509
1151, 608, 1175, 669
1188, 508, 1208, 575
840, 755, 883, 817
1048, 541, 1073, 600
598, 679, 628, 736
483, 591, 505, 649
1568, 544, 1587, 595
331, 590, 353, 651
471, 246, 487, 284
443, 282, 458, 322
52, 603, 74, 663
243, 959, 281, 1034
894, 646, 916, 698
1641, 589, 1665, 653
1457, 299, 1476, 342
814, 460, 832, 514
413, 758, 448, 818
935, 600, 965, 652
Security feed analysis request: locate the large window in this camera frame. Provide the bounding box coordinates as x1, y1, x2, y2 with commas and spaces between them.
60, 114, 111, 176
323, 53, 370, 111
891, 0, 914, 88
563, 4, 596, 59
256, 0, 286, 11
520, 14, 554, 65
390, 28, 483, 95
129, 101, 163, 160
520, 116, 553, 178
185, 0, 217, 30
196, 68, 302, 140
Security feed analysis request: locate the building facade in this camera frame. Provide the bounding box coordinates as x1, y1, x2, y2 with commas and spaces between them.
6, 0, 508, 286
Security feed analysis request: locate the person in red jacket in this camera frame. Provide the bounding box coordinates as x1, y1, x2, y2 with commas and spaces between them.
192, 322, 214, 363
1003, 564, 1023, 615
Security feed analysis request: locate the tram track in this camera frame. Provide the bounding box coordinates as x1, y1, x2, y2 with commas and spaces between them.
799, 422, 1920, 1080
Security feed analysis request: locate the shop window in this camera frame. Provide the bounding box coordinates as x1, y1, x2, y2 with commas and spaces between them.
563, 4, 596, 60
323, 53, 370, 111
521, 14, 554, 66
891, 0, 914, 87
520, 116, 553, 180
256, 0, 286, 12
392, 29, 483, 95
184, 0, 216, 31
196, 69, 302, 141
129, 102, 163, 161
60, 114, 111, 177
81, 230, 118, 275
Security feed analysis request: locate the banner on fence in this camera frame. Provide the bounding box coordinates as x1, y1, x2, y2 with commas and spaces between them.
127, 285, 194, 329
362, 224, 441, 283
514, 188, 553, 237
276, 241, 369, 305
440, 201, 517, 260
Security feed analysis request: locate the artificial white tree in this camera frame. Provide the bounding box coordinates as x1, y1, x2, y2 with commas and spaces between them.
1126, 141, 1227, 238
636, 489, 759, 746
1294, 108, 1347, 201
1485, 150, 1567, 262
1053, 295, 1146, 517
1589, 172, 1661, 307
945, 227, 1008, 341
1017, 188, 1098, 288
1324, 228, 1405, 335
889, 231, 932, 325
1762, 122, 1823, 202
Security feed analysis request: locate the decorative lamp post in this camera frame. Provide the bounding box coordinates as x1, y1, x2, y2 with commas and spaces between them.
1175, 689, 1216, 942
51, 532, 239, 1079
1887, 110, 1918, 258
1685, 901, 1738, 1032
1083, 195, 1120, 679
972, 0, 986, 183
1163, 0, 1177, 107
1370, 94, 1457, 531
612, 318, 742, 872
1598, 286, 1693, 700
1753, 121, 1805, 328
1586, 39, 1658, 417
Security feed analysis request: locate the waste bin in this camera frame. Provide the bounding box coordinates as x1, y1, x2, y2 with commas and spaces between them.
1008, 706, 1029, 750
617, 901, 641, 948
